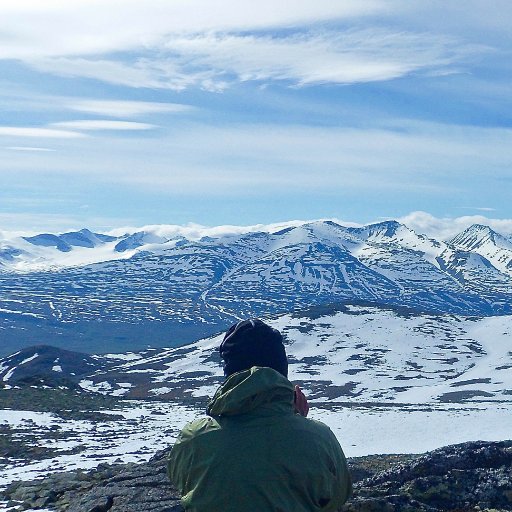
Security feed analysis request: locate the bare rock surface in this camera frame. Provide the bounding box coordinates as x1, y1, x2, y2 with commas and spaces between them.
2, 440, 511, 511
346, 440, 512, 512
3, 450, 182, 512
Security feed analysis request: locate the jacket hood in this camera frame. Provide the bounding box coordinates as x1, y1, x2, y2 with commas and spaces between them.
207, 366, 294, 417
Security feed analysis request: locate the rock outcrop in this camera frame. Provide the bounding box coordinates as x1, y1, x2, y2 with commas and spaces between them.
3, 449, 181, 511
346, 440, 512, 511
2, 440, 511, 511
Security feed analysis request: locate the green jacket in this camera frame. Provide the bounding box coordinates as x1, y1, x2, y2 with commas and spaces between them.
168, 366, 352, 511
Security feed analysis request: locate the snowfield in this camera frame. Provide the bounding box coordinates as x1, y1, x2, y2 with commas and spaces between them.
0, 403, 198, 489
1, 399, 510, 490
314, 402, 511, 456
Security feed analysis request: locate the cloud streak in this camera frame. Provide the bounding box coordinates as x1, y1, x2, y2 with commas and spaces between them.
2, 119, 511, 193
6, 146, 56, 151
65, 99, 192, 118
50, 120, 157, 130
0, 127, 84, 138
25, 29, 487, 90
1, 2, 492, 90
0, 1, 386, 59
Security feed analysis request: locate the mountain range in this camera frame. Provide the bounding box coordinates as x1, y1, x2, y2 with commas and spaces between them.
1, 220, 512, 355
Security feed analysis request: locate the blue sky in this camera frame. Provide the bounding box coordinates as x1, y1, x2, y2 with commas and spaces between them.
1, 0, 512, 234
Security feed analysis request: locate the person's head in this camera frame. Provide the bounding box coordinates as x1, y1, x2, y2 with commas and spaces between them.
219, 318, 288, 378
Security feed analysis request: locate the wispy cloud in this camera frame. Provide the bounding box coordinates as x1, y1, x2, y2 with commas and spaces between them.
2, 119, 511, 193
25, 29, 488, 90
6, 146, 56, 152
0, 1, 386, 59
65, 99, 192, 117
455, 206, 497, 212
0, 127, 85, 138
163, 30, 487, 87
0, 0, 507, 96
28, 56, 227, 91
28, 57, 177, 89
50, 120, 157, 130
1, 2, 492, 90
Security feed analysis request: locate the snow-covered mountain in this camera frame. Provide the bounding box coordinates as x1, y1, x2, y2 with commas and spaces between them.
2, 305, 511, 406
23, 228, 116, 252
1, 220, 511, 355
0, 228, 184, 271
449, 224, 512, 277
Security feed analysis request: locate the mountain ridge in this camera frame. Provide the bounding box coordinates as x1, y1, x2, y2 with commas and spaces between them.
1, 220, 512, 355
2, 220, 509, 272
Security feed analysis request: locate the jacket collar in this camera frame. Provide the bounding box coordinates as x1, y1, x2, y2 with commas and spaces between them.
207, 366, 294, 417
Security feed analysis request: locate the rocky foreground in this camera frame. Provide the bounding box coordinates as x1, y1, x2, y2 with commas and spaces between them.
2, 440, 511, 512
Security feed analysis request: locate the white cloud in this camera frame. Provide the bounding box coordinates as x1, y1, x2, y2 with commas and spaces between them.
0, 1, 492, 90
65, 99, 192, 117
25, 29, 487, 90
397, 211, 512, 240
0, 127, 85, 138
28, 57, 225, 92
50, 120, 157, 130
1, 120, 511, 194
163, 30, 486, 87
6, 146, 56, 151
106, 220, 312, 240
456, 206, 497, 212
0, 1, 385, 59
28, 57, 178, 90
105, 217, 368, 240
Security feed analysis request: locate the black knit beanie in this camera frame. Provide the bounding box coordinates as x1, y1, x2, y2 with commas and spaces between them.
219, 319, 288, 378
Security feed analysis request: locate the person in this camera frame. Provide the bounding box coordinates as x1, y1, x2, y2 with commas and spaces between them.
168, 318, 352, 511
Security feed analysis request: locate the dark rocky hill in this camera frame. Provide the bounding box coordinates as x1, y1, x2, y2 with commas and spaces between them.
0, 345, 103, 388
3, 440, 511, 511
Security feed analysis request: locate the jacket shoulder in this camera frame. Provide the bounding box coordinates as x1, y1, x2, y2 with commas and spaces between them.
298, 416, 339, 440
294, 417, 350, 467
175, 415, 221, 443
168, 416, 220, 487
